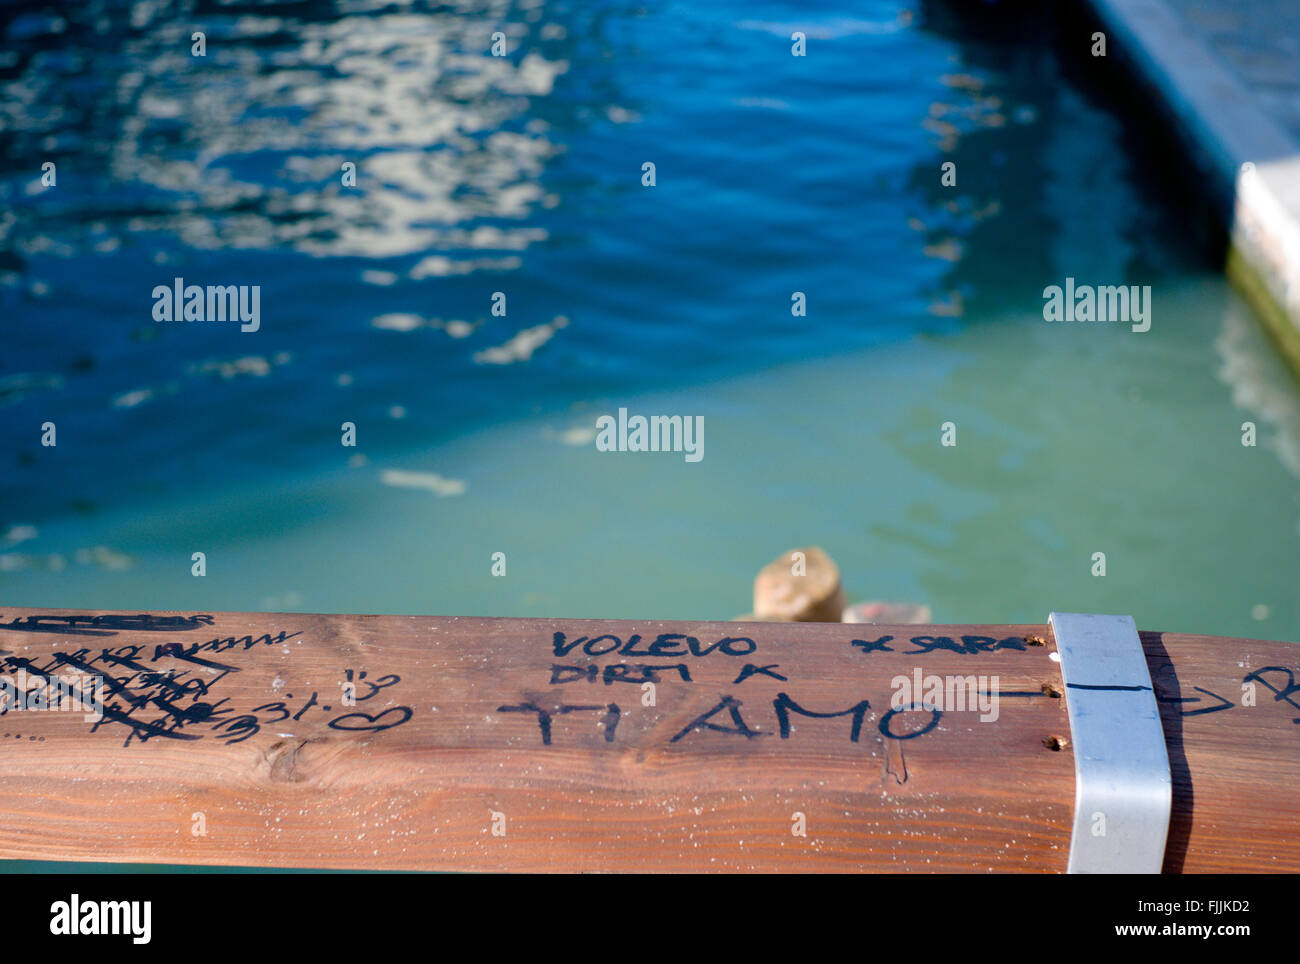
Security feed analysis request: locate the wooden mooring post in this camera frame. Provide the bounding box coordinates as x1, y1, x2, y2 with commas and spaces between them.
0, 607, 1295, 872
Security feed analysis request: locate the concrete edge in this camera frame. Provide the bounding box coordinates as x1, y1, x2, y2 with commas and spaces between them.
1081, 0, 1300, 377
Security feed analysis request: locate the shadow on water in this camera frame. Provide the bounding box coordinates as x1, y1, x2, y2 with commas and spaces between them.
914, 0, 1230, 310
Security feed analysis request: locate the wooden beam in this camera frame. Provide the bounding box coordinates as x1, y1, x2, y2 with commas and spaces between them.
0, 608, 1294, 872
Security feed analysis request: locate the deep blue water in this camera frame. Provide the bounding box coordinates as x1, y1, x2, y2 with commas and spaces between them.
1, 0, 1200, 517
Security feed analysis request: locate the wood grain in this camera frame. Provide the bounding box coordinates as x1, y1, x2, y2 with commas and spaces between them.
0, 608, 1293, 872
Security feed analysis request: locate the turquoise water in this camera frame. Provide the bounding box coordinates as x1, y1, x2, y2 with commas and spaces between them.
2, 6, 1298, 660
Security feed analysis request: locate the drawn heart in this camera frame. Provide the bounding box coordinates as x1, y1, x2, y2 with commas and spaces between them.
328, 706, 412, 732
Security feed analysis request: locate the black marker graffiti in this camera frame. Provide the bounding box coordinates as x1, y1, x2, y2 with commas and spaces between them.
548, 663, 692, 685
851, 635, 894, 654
670, 695, 765, 743
733, 663, 787, 684
549, 631, 757, 659
1245, 667, 1300, 723
0, 619, 413, 746
0, 613, 215, 636
497, 701, 620, 745
852, 634, 1028, 656
1154, 684, 1235, 717
878, 703, 943, 740
513, 628, 959, 750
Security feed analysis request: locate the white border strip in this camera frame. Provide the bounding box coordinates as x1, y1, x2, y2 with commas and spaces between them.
1085, 0, 1300, 345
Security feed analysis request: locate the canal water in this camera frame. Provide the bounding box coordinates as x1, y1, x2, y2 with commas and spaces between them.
2, 0, 1298, 865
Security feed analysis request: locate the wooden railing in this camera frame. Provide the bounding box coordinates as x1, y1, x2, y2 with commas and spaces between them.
0, 608, 1295, 872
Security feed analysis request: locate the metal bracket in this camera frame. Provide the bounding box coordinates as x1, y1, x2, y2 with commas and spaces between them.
1049, 612, 1172, 874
